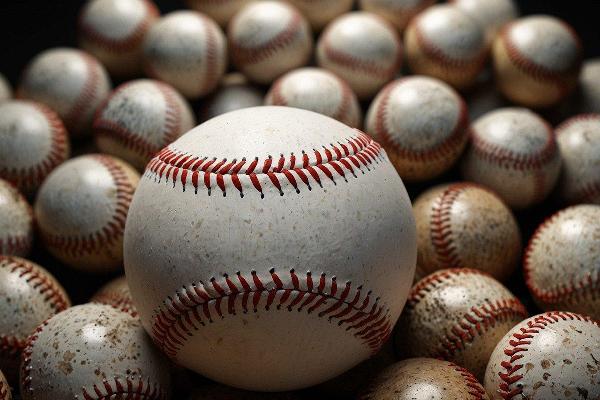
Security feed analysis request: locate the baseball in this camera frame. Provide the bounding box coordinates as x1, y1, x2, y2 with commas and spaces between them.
228, 1, 313, 85
143, 11, 227, 99
461, 108, 561, 209
18, 48, 111, 136
124, 106, 417, 391
77, 0, 159, 77
0, 101, 70, 196
0, 179, 33, 257
524, 205, 600, 319
35, 154, 140, 272
359, 0, 435, 32
0, 73, 11, 103
360, 358, 489, 400
404, 4, 487, 89
555, 114, 600, 204
0, 256, 70, 383
316, 12, 402, 100
413, 182, 521, 282
395, 268, 527, 380
571, 58, 600, 114
265, 67, 362, 128
0, 370, 9, 400
20, 303, 171, 400
452, 0, 518, 45
94, 79, 196, 171
493, 15, 582, 108
287, 0, 354, 31
484, 311, 600, 400
185, 0, 249, 27
90, 275, 136, 316
201, 73, 264, 121
365, 76, 469, 181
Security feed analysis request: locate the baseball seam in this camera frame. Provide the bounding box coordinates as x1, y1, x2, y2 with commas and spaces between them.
570, 180, 600, 204
151, 268, 392, 360
451, 363, 489, 400
0, 235, 31, 257
92, 292, 138, 318
64, 53, 103, 131
198, 14, 220, 95
145, 130, 383, 198
496, 311, 599, 399
81, 376, 166, 400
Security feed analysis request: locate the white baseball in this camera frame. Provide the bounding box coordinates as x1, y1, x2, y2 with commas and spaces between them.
0, 101, 70, 196
90, 275, 137, 316
0, 74, 12, 103
265, 67, 362, 128
185, 0, 250, 27
484, 311, 600, 400
0, 370, 9, 400
317, 12, 402, 100
94, 79, 196, 171
18, 48, 111, 136
555, 114, 600, 204
124, 106, 417, 391
0, 256, 70, 384
461, 108, 561, 209
572, 58, 600, 114
202, 73, 264, 121
287, 0, 354, 31
35, 154, 140, 272
452, 0, 518, 44
20, 304, 171, 400
0, 180, 33, 257
404, 4, 487, 89
229, 1, 313, 85
365, 76, 469, 181
143, 11, 227, 99
359, 0, 436, 31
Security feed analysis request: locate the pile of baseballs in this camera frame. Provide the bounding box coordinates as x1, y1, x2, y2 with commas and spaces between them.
0, 0, 598, 399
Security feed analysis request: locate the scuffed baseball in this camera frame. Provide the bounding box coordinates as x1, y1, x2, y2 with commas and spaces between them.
452, 0, 518, 44
185, 0, 249, 27
201, 73, 264, 121
18, 48, 111, 136
396, 268, 527, 381
524, 205, 600, 319
0, 101, 70, 196
229, 1, 313, 85
94, 79, 196, 171
20, 303, 171, 400
124, 106, 417, 391
0, 370, 10, 400
413, 182, 521, 281
572, 58, 600, 114
78, 0, 159, 77
404, 4, 487, 89
317, 12, 402, 100
484, 311, 600, 400
143, 11, 227, 99
360, 358, 489, 400
90, 275, 136, 316
287, 0, 354, 31
35, 154, 140, 272
0, 256, 70, 383
555, 114, 600, 204
359, 0, 435, 32
266, 67, 362, 128
493, 15, 582, 108
365, 76, 469, 181
461, 108, 561, 209
0, 180, 33, 257
0, 74, 12, 103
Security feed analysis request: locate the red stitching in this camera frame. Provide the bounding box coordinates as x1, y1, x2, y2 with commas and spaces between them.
197, 13, 219, 95
81, 376, 166, 400
64, 52, 105, 131
555, 113, 600, 137
20, 319, 48, 395
451, 362, 489, 400
151, 268, 392, 359
40, 155, 135, 257
373, 78, 469, 163
0, 235, 31, 257
496, 311, 599, 399
145, 130, 383, 198
93, 291, 138, 317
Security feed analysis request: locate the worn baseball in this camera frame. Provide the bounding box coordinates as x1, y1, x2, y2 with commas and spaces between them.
20, 303, 171, 400
35, 154, 140, 272
555, 114, 600, 204
90, 275, 137, 316
316, 12, 402, 100
0, 370, 9, 400
493, 15, 582, 108
359, 0, 435, 32
365, 76, 469, 181
78, 0, 159, 77
396, 268, 527, 381
0, 101, 69, 196
201, 73, 264, 121
266, 67, 362, 128
524, 205, 600, 319
452, 0, 518, 45
185, 0, 249, 27
18, 48, 111, 136
0, 256, 70, 384
0, 180, 33, 257
229, 1, 313, 85
124, 106, 417, 391
0, 73, 11, 103
287, 0, 353, 31
571, 59, 600, 114
413, 183, 521, 281
404, 4, 487, 89
484, 311, 600, 399
94, 79, 196, 171
360, 358, 489, 400
143, 11, 227, 99
461, 108, 561, 209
